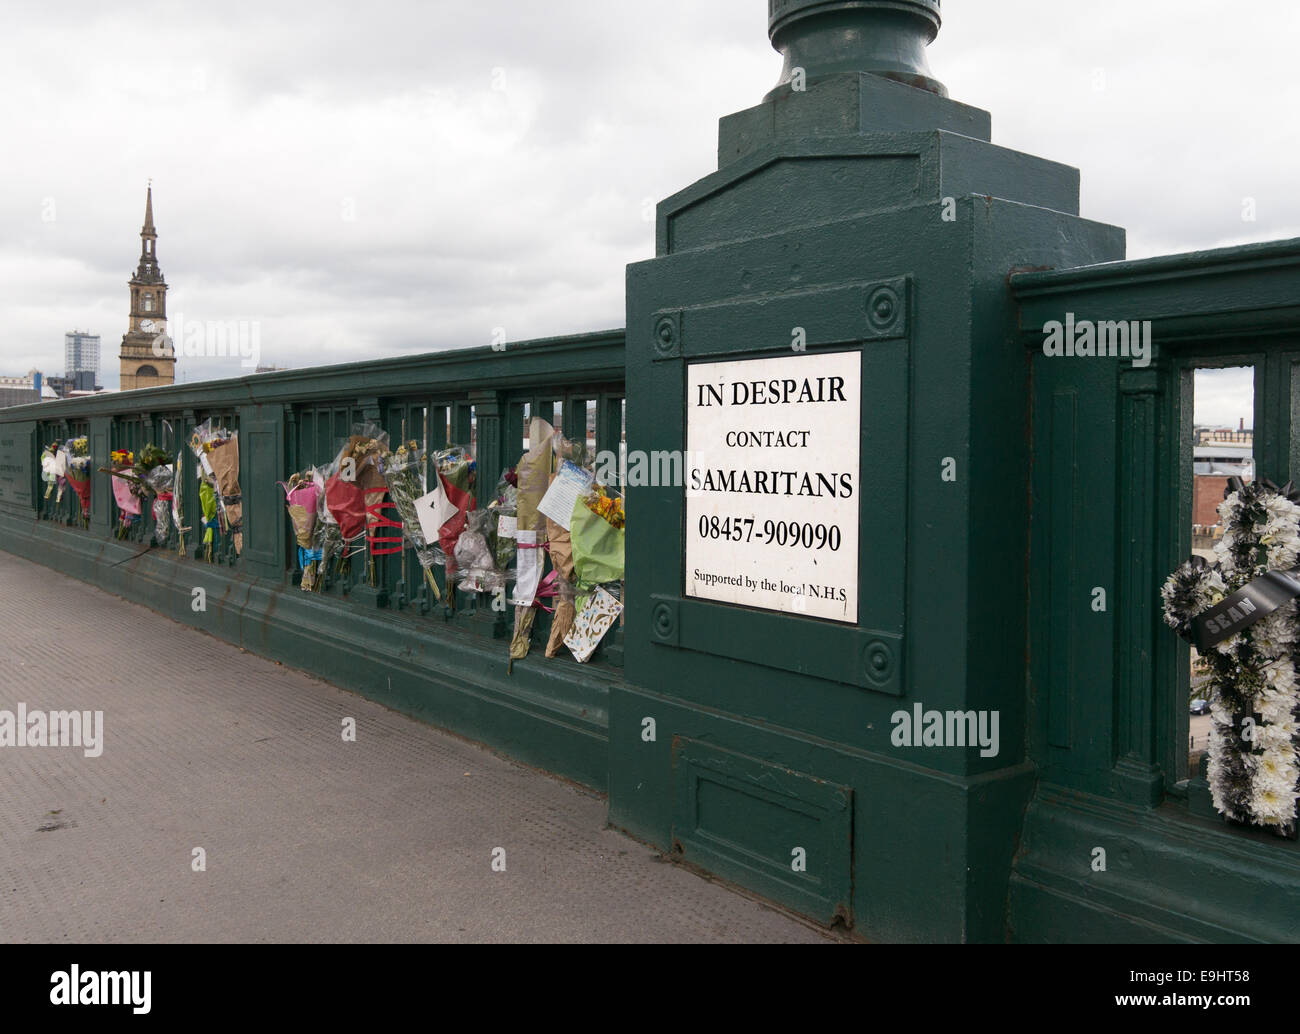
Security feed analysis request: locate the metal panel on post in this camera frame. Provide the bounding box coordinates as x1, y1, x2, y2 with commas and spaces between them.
0, 422, 35, 511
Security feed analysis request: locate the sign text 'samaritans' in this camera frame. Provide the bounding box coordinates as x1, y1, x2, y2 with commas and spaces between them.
688, 468, 853, 498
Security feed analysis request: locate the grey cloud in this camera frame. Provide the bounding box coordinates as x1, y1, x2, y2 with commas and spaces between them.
3, 0, 1298, 390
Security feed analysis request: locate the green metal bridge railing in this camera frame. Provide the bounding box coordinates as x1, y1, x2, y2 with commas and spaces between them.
10, 329, 627, 670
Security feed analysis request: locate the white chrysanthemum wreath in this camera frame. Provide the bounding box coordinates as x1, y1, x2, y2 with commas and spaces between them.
1162, 478, 1300, 839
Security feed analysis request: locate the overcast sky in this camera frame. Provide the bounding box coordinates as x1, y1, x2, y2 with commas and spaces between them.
3, 0, 1297, 418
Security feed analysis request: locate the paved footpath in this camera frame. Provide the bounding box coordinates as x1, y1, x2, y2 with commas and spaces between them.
0, 552, 831, 944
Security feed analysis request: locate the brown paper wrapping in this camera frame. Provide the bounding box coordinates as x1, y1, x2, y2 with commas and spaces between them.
544, 472, 576, 583
545, 599, 576, 658
543, 469, 578, 658
206, 437, 243, 553
515, 417, 553, 541
207, 438, 240, 498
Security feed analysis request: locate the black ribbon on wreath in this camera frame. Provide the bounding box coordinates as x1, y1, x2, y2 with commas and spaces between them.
1187, 563, 1300, 651
1226, 475, 1300, 504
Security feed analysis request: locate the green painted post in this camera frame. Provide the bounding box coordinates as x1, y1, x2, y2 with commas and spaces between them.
181, 408, 198, 558
469, 389, 504, 509
89, 415, 112, 531
239, 403, 287, 581
1113, 368, 1164, 805
613, 0, 1124, 939
563, 397, 585, 453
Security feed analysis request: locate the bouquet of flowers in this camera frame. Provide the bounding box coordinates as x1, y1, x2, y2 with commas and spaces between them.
508, 421, 553, 667
40, 443, 61, 500
171, 446, 189, 556
316, 464, 344, 590
104, 450, 143, 538
542, 469, 578, 658
559, 482, 626, 664
360, 433, 402, 584
63, 437, 93, 526
281, 469, 323, 590
198, 481, 218, 561
191, 429, 220, 560
490, 469, 519, 573
324, 426, 389, 583
382, 440, 441, 599
1162, 477, 1300, 838
582, 484, 625, 530
432, 444, 476, 592
138, 444, 175, 546
104, 449, 145, 538
571, 484, 626, 595
191, 420, 243, 556
453, 509, 505, 594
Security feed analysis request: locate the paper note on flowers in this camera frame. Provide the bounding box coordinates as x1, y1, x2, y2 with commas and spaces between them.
537, 460, 593, 532
511, 529, 543, 606
414, 482, 459, 542
564, 586, 623, 663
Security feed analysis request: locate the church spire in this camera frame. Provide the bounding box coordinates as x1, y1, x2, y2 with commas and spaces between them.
134, 182, 162, 283
121, 181, 173, 391
142, 182, 155, 237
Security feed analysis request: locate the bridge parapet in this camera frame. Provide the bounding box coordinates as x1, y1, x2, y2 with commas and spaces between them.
0, 330, 627, 790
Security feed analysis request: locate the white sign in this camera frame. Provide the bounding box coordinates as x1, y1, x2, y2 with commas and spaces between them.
685, 350, 860, 624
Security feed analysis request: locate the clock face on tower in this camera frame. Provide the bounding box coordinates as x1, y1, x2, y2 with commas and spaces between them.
140, 319, 156, 333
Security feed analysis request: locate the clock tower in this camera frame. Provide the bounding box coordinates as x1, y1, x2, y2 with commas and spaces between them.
119, 184, 176, 391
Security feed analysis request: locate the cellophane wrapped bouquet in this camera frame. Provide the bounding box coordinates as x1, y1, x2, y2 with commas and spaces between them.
281, 469, 322, 590
191, 420, 242, 558
562, 481, 626, 663
40, 443, 61, 501
138, 444, 175, 546
106, 449, 145, 538
382, 440, 441, 599
63, 437, 92, 526
325, 425, 390, 584
432, 445, 476, 581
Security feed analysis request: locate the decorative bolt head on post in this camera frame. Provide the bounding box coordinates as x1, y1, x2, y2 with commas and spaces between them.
768, 0, 946, 98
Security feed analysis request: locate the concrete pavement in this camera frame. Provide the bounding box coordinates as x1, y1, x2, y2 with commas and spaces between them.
0, 551, 832, 943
